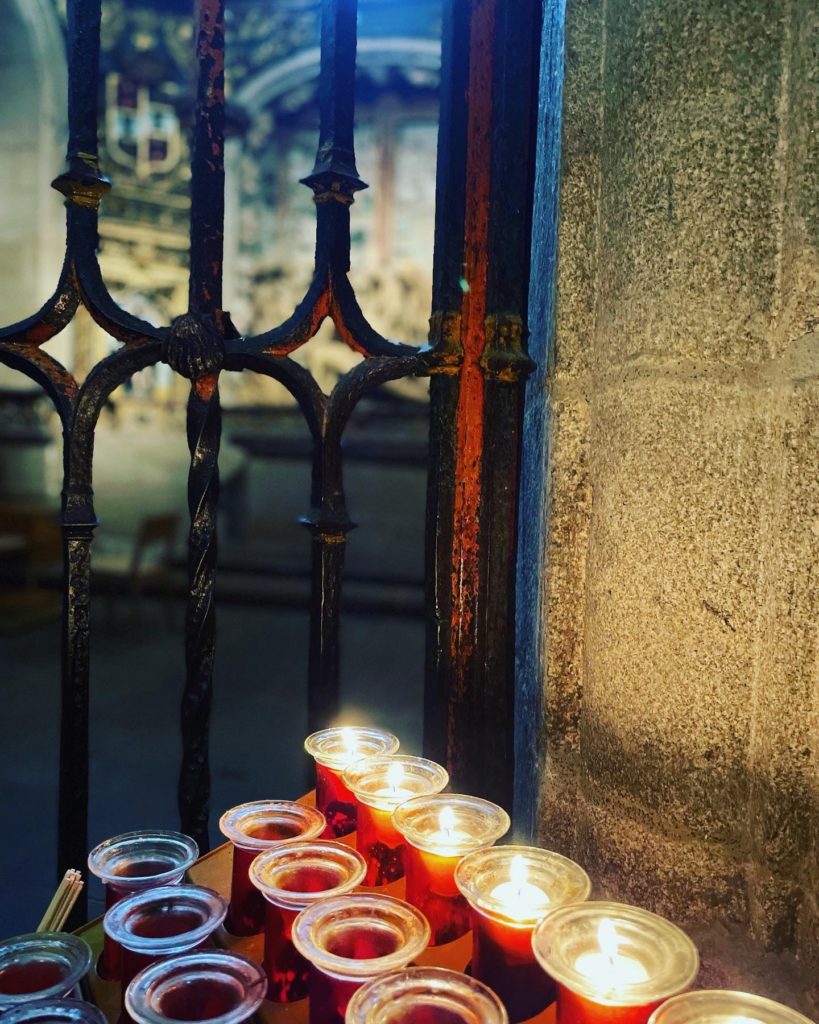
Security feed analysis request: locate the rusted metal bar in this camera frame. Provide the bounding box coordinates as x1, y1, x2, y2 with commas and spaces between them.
174, 0, 230, 852
299, 0, 363, 734
53, 0, 107, 925
424, 0, 541, 811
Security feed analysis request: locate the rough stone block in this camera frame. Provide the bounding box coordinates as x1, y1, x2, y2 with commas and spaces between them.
596, 0, 786, 366
575, 795, 748, 927
581, 377, 767, 842
543, 392, 591, 753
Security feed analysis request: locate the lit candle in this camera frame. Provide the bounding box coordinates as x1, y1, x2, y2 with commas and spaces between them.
647, 989, 815, 1024
392, 794, 510, 947
343, 755, 449, 887
531, 901, 699, 1024
455, 846, 591, 1023
346, 966, 509, 1024
305, 726, 399, 839
574, 920, 649, 991
291, 893, 430, 1024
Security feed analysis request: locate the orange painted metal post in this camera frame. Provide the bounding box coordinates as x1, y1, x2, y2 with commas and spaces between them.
424, 0, 542, 811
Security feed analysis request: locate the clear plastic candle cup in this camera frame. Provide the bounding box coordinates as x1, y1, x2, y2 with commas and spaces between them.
0, 934, 92, 1008
218, 799, 325, 936
305, 726, 400, 838
531, 901, 699, 1024
103, 883, 227, 1008
345, 966, 509, 1024
88, 829, 199, 980
0, 1000, 108, 1024
125, 951, 266, 1024
392, 794, 510, 946
647, 991, 816, 1024
343, 755, 449, 886
291, 892, 431, 1024
455, 846, 591, 1022
249, 840, 367, 1003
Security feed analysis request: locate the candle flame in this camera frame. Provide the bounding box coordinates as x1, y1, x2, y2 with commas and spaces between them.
598, 918, 619, 965
510, 855, 528, 890
341, 727, 357, 760
387, 762, 404, 792
440, 805, 456, 837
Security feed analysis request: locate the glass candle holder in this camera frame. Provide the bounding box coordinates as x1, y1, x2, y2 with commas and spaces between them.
103, 883, 227, 1003
392, 794, 510, 946
218, 800, 325, 936
0, 934, 92, 1008
291, 892, 431, 1024
346, 966, 509, 1024
304, 726, 400, 838
0, 1000, 108, 1024
648, 991, 816, 1024
531, 901, 699, 1024
343, 755, 449, 886
88, 829, 199, 980
125, 950, 266, 1024
249, 840, 367, 1003
455, 846, 591, 1022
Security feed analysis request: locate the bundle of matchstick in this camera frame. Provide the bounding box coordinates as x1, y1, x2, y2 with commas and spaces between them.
37, 869, 84, 932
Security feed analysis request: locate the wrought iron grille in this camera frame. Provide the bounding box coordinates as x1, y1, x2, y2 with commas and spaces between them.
0, 0, 541, 924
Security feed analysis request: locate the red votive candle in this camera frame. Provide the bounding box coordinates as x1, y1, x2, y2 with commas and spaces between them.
218, 800, 325, 936
346, 966, 509, 1024
648, 990, 816, 1024
249, 840, 366, 1003
343, 755, 449, 886
455, 846, 591, 1022
531, 901, 699, 1024
304, 726, 399, 838
0, 999, 108, 1024
125, 950, 265, 1024
103, 883, 227, 1016
291, 892, 430, 1024
0, 934, 92, 1009
392, 794, 510, 946
88, 830, 198, 981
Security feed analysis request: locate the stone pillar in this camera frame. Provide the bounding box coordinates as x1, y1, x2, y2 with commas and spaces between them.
540, 0, 818, 1009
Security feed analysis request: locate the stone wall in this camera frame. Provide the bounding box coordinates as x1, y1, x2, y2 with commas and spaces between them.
540, 0, 818, 1010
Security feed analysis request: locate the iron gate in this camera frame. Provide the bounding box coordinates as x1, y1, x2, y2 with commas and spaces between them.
0, 0, 541, 923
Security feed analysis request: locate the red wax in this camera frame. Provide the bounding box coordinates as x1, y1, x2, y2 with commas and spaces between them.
357, 803, 406, 885
262, 903, 307, 1003
316, 764, 358, 838
111, 858, 179, 884
324, 925, 400, 960
405, 846, 469, 946
100, 858, 183, 981
262, 865, 349, 1003
226, 820, 304, 936
470, 907, 554, 1022
157, 975, 242, 1021
308, 965, 364, 1024
120, 906, 214, 989
557, 984, 663, 1024
0, 959, 68, 996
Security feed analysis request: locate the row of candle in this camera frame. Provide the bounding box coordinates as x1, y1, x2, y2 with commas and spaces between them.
0, 722, 813, 1024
